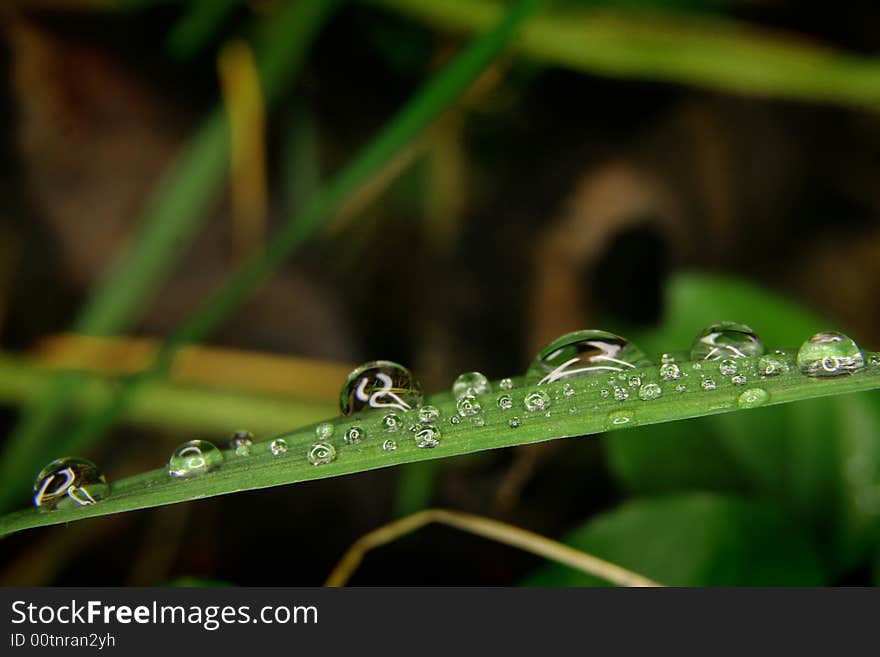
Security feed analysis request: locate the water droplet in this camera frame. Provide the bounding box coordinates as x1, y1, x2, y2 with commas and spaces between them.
638, 383, 662, 401
869, 353, 879, 366
497, 394, 513, 410
718, 359, 738, 376
562, 383, 575, 397
702, 379, 717, 391
569, 406, 577, 414
797, 331, 865, 377
613, 387, 629, 401
526, 329, 649, 384
450, 416, 461, 425
600, 388, 610, 398
456, 395, 481, 417
675, 384, 686, 393
382, 413, 403, 432
382, 439, 397, 452
731, 374, 748, 386
690, 321, 764, 360
509, 417, 521, 428
269, 439, 288, 456
757, 354, 789, 377
473, 416, 485, 427
660, 353, 676, 364
230, 430, 254, 457
737, 388, 769, 408
414, 425, 440, 448
307, 442, 336, 466
452, 372, 491, 398
33, 457, 109, 510
659, 363, 681, 381
168, 440, 223, 479
340, 360, 423, 415
344, 426, 365, 445
604, 411, 636, 430
499, 378, 514, 390
524, 390, 551, 412
315, 422, 334, 440
418, 405, 440, 423
628, 375, 642, 388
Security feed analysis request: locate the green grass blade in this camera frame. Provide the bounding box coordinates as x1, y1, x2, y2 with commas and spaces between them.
2, 350, 879, 537
369, 0, 880, 109
0, 0, 337, 511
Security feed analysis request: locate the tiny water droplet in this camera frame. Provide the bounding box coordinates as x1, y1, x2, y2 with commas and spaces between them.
33, 457, 109, 510
659, 363, 681, 381
675, 384, 686, 393
509, 417, 521, 428
569, 406, 577, 414
269, 439, 288, 456
628, 375, 642, 388
719, 359, 738, 376
797, 331, 865, 377
382, 439, 397, 452
605, 411, 636, 430
344, 426, 365, 445
526, 329, 649, 384
562, 383, 575, 397
418, 405, 440, 423
307, 442, 336, 466
868, 353, 879, 366
497, 394, 513, 410
456, 395, 481, 417
452, 371, 491, 398
473, 416, 485, 427
230, 430, 254, 457
168, 440, 223, 479
340, 360, 423, 415
613, 387, 629, 401
315, 422, 334, 440
638, 383, 662, 401
757, 354, 789, 377
414, 425, 440, 448
382, 413, 403, 432
450, 416, 461, 425
600, 388, 610, 398
524, 390, 551, 412
737, 388, 769, 408
690, 321, 764, 360
661, 353, 676, 364
731, 374, 748, 386
499, 378, 514, 390
702, 379, 717, 391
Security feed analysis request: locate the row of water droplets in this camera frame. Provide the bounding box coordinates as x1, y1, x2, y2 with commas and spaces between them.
32, 325, 874, 511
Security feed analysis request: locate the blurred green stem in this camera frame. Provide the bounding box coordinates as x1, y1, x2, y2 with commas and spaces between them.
369, 0, 880, 108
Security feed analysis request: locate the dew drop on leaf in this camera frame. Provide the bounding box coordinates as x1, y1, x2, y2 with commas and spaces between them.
797, 331, 865, 377
690, 321, 764, 361
737, 388, 769, 408
315, 422, 334, 440
418, 405, 440, 423
382, 439, 397, 452
269, 439, 288, 456
702, 379, 717, 391
230, 430, 254, 457
509, 417, 521, 428
605, 411, 637, 430
168, 440, 223, 479
456, 395, 481, 417
340, 360, 423, 415
638, 383, 662, 401
499, 378, 514, 390
719, 359, 738, 376
307, 442, 336, 466
659, 363, 681, 381
731, 374, 748, 386
452, 371, 491, 398
613, 387, 629, 401
526, 329, 649, 384
382, 413, 403, 432
497, 394, 513, 410
33, 457, 109, 511
524, 390, 551, 412
757, 354, 789, 377
414, 425, 440, 448
344, 426, 365, 445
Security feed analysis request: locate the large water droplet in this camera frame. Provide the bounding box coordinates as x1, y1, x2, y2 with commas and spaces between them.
659, 363, 680, 381
168, 440, 223, 479
418, 405, 440, 423
269, 439, 289, 456
307, 442, 336, 466
230, 430, 254, 457
797, 331, 865, 377
526, 330, 649, 384
414, 425, 440, 448
690, 321, 764, 360
524, 390, 551, 412
33, 457, 109, 510
737, 388, 769, 408
340, 360, 423, 415
452, 372, 491, 399
344, 426, 365, 445
456, 395, 481, 417
638, 383, 662, 401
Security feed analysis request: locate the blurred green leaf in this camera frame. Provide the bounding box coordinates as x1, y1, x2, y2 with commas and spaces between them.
523, 493, 826, 586
607, 273, 880, 576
